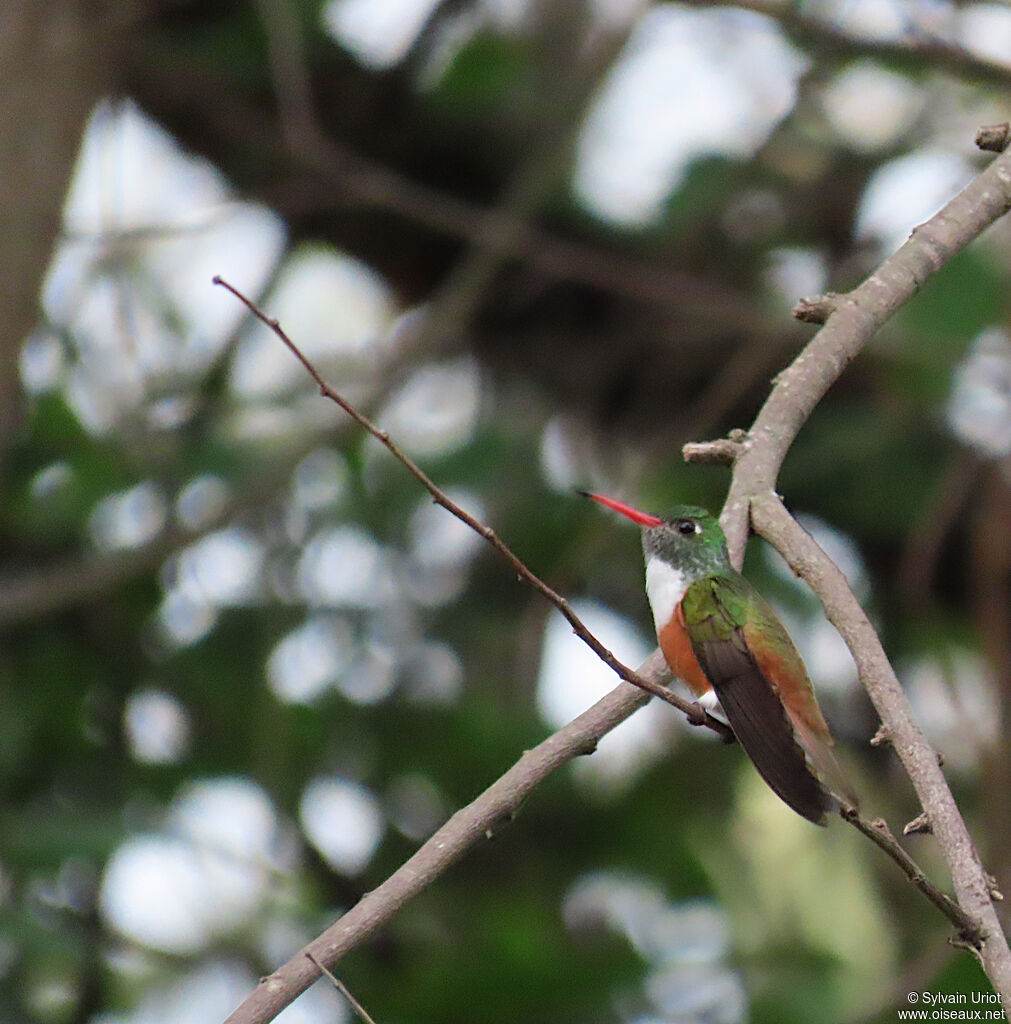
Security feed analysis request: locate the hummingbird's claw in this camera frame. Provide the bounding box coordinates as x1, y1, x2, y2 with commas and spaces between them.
686, 701, 708, 727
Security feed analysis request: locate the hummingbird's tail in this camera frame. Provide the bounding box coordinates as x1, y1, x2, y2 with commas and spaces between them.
704, 642, 835, 825
789, 716, 860, 813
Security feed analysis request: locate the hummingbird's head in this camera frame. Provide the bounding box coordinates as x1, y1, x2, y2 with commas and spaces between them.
579, 492, 731, 575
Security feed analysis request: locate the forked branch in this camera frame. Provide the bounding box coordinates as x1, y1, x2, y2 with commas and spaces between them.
215, 185, 1004, 1017
710, 134, 1011, 1007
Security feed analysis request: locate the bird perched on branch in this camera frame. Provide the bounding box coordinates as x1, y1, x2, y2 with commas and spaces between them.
581, 492, 853, 825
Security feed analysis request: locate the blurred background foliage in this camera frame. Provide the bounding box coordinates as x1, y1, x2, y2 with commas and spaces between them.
3, 1, 1011, 1022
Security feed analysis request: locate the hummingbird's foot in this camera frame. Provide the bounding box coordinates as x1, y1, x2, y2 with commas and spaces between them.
686, 701, 708, 727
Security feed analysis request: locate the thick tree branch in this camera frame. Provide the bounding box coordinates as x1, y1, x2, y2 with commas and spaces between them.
713, 138, 1011, 1008
304, 953, 379, 1024
223, 664, 658, 1024
722, 141, 1011, 560
754, 501, 992, 944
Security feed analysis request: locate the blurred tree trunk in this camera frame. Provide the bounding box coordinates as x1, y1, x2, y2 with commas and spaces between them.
0, 0, 110, 460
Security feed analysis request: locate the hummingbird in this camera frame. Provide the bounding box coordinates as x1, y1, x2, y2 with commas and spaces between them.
581, 491, 851, 825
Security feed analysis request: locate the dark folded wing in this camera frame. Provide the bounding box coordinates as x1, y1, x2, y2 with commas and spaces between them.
698, 635, 834, 825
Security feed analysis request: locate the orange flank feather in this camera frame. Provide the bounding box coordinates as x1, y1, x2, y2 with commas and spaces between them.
657, 604, 714, 698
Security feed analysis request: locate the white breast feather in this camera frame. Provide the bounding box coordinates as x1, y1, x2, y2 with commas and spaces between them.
644, 557, 689, 636
697, 688, 722, 710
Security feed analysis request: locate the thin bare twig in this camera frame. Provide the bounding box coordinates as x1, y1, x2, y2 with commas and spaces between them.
840, 806, 983, 946
304, 953, 378, 1024
212, 274, 733, 741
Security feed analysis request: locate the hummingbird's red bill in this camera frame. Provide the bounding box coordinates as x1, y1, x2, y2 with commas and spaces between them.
577, 491, 662, 527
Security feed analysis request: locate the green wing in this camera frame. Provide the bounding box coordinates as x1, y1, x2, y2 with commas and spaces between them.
682, 575, 834, 825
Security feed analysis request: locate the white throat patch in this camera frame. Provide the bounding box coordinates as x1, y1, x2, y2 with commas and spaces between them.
644, 557, 689, 635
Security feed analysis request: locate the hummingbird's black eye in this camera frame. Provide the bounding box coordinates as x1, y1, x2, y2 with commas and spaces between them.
675, 519, 698, 536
